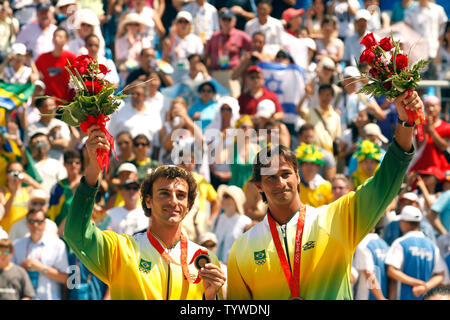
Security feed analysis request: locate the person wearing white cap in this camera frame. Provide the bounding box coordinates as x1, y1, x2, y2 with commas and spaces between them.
56, 0, 78, 41
330, 0, 361, 40
0, 42, 39, 84
127, 0, 165, 47
161, 10, 204, 82
8, 188, 58, 242
343, 9, 377, 67
180, 0, 219, 44
385, 205, 447, 300
105, 162, 139, 210
211, 184, 251, 264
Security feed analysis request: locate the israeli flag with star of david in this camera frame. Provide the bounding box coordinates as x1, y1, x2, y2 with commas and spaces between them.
257, 62, 306, 128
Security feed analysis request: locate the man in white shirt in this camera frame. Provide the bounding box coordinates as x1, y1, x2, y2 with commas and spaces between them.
12, 209, 68, 300
182, 0, 219, 44
343, 9, 373, 67
107, 179, 148, 235
107, 81, 163, 144
15, 2, 57, 60
244, 0, 285, 57
404, 0, 447, 60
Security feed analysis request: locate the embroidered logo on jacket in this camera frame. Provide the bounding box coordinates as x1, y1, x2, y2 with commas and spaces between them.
302, 241, 316, 251
254, 250, 267, 265
139, 259, 152, 274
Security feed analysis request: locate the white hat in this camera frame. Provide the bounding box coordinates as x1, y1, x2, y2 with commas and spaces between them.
175, 11, 193, 23
217, 184, 246, 215
118, 12, 145, 33
76, 8, 100, 27
256, 99, 276, 119
317, 57, 335, 71
197, 232, 218, 245
355, 9, 371, 22
117, 162, 138, 174
343, 66, 360, 78
399, 205, 422, 222
34, 79, 46, 90
29, 189, 49, 200
56, 0, 76, 7
363, 123, 388, 144
399, 192, 418, 203
11, 43, 27, 56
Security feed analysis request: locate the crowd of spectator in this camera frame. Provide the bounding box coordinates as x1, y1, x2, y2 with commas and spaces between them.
0, 0, 449, 300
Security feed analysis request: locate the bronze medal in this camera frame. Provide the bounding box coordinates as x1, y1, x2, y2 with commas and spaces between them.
194, 254, 211, 270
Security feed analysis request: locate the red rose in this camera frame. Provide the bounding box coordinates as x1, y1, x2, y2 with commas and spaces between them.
360, 49, 376, 65
360, 32, 378, 49
68, 55, 93, 76
84, 80, 104, 95
384, 81, 392, 90
369, 68, 378, 79
379, 37, 394, 51
395, 54, 408, 70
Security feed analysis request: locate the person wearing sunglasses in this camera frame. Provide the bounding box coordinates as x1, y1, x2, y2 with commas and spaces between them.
105, 162, 139, 210
64, 125, 226, 299
107, 179, 148, 236
12, 209, 69, 300
131, 134, 159, 183
188, 81, 219, 132
0, 238, 35, 300
8, 188, 58, 243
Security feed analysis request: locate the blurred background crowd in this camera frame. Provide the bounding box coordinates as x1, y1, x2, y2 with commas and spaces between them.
0, 0, 449, 300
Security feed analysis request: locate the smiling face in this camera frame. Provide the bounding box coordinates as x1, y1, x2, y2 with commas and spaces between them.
256, 154, 300, 207
144, 177, 190, 227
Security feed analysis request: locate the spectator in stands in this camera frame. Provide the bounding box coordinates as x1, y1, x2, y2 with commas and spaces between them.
390, 0, 418, 24
314, 15, 344, 64
24, 97, 71, 163
343, 9, 371, 67
115, 13, 151, 82
15, 2, 57, 60
244, 0, 284, 56
8, 188, 58, 242
210, 0, 256, 31
212, 184, 251, 264
436, 21, 450, 121
385, 205, 446, 300
188, 81, 219, 132
0, 43, 39, 84
125, 47, 174, 87
204, 8, 252, 98
12, 209, 69, 300
180, 53, 211, 84
105, 162, 139, 210
35, 28, 76, 103
181, 0, 219, 44
162, 10, 204, 81
306, 0, 328, 39
0, 0, 19, 63
254, 99, 290, 149
107, 80, 163, 144
56, 0, 78, 41
68, 8, 106, 57
131, 134, 159, 182
282, 7, 305, 37
238, 65, 284, 121
108, 131, 136, 182
331, 174, 352, 200
296, 142, 333, 208
329, 0, 360, 41
350, 139, 382, 189
409, 96, 450, 174
0, 238, 35, 300
27, 133, 67, 195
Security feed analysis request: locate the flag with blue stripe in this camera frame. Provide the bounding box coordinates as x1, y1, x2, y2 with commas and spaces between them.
0, 82, 35, 111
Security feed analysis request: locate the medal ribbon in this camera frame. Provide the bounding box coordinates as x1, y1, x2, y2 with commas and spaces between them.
267, 206, 306, 299
147, 229, 205, 284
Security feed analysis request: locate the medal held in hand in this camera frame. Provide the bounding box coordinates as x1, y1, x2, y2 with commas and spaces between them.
356, 32, 430, 141
194, 253, 211, 270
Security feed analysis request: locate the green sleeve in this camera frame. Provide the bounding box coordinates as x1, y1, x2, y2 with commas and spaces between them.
353, 140, 414, 246
63, 176, 116, 284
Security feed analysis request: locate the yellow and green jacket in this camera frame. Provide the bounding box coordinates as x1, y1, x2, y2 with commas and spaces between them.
227, 140, 414, 300
64, 178, 221, 300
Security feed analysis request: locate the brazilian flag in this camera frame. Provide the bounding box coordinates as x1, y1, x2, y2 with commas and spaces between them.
0, 81, 35, 111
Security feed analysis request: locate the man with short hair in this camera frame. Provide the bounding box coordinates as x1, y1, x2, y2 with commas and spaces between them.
385, 205, 446, 300
226, 90, 424, 299
204, 8, 252, 98
12, 209, 69, 300
35, 28, 76, 104
64, 125, 226, 299
0, 238, 35, 300
343, 9, 372, 67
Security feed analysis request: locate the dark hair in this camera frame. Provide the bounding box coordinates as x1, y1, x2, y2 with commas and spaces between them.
0, 238, 13, 253
198, 81, 216, 94
251, 144, 299, 202
26, 208, 46, 219
444, 21, 450, 48
423, 286, 450, 300
318, 83, 335, 96
298, 123, 315, 136
252, 31, 266, 39
187, 53, 204, 63
140, 165, 198, 217
29, 132, 48, 144
133, 134, 151, 145
117, 131, 133, 141
321, 14, 338, 27
63, 149, 81, 163
256, 0, 272, 6
34, 96, 52, 108
54, 27, 69, 38
85, 33, 100, 43
6, 161, 23, 172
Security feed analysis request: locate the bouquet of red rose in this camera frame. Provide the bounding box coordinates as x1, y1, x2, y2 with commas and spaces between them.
357, 32, 430, 140
47, 55, 125, 173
